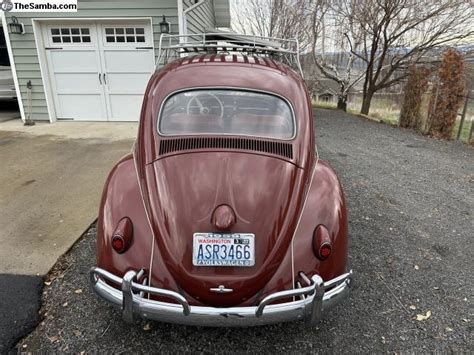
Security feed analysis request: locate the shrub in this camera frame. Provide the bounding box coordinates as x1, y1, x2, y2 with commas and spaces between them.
399, 65, 431, 129
427, 48, 465, 139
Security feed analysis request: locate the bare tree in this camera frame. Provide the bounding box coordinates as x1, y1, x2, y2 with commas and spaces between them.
231, 0, 312, 47
308, 0, 367, 111
342, 0, 474, 115
306, 0, 473, 114
232, 0, 473, 116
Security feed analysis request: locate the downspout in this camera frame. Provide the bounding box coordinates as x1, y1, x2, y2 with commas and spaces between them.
182, 0, 209, 38
177, 0, 185, 40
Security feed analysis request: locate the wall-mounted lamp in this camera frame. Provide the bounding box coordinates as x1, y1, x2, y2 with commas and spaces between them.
8, 16, 25, 35
159, 15, 170, 34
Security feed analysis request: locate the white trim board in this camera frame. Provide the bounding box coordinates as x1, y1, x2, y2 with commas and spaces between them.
1, 12, 26, 123
32, 19, 57, 123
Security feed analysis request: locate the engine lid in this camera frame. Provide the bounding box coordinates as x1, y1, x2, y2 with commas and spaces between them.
144, 151, 306, 306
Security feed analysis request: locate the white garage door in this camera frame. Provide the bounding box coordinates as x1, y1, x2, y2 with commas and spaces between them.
43, 21, 154, 121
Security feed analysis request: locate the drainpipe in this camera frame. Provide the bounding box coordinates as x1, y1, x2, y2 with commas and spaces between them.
182, 0, 209, 39
24, 80, 35, 126
177, 0, 185, 41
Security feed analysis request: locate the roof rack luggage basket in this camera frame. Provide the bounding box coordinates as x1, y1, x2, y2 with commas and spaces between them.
156, 33, 303, 76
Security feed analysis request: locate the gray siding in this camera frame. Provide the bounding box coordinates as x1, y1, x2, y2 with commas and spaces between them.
5, 0, 179, 121
184, 0, 216, 34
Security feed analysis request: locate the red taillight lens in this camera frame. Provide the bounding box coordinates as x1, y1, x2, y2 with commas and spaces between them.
112, 235, 126, 253
111, 217, 133, 254
313, 225, 332, 260
319, 243, 332, 259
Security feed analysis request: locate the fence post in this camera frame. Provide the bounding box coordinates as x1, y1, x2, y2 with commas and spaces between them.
425, 82, 439, 134
469, 120, 474, 144
456, 92, 469, 141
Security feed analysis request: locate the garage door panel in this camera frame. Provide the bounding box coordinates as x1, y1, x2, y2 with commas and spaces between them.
103, 50, 153, 72
105, 73, 150, 94
57, 94, 106, 120
44, 20, 153, 122
108, 94, 143, 121
49, 51, 99, 72
101, 43, 153, 121
54, 73, 102, 93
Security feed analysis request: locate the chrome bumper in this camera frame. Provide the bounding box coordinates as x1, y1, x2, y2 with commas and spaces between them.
90, 267, 353, 327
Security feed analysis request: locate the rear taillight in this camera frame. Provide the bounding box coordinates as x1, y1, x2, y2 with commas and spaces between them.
313, 225, 332, 260
112, 235, 126, 253
111, 217, 133, 254
319, 243, 332, 259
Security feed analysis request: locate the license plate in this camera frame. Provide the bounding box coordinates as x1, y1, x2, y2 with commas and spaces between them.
192, 233, 255, 267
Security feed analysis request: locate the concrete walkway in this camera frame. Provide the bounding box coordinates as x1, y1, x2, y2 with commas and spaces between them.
0, 120, 136, 275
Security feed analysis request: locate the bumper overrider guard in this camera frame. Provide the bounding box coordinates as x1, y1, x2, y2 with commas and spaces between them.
90, 267, 353, 326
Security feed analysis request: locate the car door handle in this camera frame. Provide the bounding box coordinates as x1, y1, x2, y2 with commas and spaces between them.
98, 73, 102, 85
103, 73, 107, 85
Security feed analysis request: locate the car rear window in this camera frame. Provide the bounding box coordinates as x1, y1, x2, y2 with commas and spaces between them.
158, 89, 295, 140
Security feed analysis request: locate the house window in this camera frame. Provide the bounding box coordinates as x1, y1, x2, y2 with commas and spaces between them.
51, 27, 91, 44
105, 27, 145, 43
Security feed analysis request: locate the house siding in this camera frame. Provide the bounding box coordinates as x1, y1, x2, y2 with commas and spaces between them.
184, 0, 216, 35
5, 0, 179, 121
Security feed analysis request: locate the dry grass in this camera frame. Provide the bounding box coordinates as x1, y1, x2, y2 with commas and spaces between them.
312, 100, 339, 110
313, 95, 473, 143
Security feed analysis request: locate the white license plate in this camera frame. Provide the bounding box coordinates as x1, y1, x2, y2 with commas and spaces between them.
192, 233, 255, 267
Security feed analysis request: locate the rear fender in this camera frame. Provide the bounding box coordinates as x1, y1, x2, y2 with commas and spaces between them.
96, 154, 175, 289
292, 159, 348, 282
236, 159, 348, 305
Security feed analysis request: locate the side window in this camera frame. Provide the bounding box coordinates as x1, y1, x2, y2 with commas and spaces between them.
50, 27, 91, 44
104, 27, 146, 43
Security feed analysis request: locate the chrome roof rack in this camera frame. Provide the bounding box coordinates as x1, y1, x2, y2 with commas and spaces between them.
156, 32, 303, 76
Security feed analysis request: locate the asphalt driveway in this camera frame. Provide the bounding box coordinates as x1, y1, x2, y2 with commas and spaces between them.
16, 109, 473, 353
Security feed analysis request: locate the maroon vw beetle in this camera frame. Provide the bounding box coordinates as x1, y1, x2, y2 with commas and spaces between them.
90, 34, 353, 326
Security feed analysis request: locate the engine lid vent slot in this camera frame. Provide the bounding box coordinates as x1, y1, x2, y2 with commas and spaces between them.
159, 137, 293, 159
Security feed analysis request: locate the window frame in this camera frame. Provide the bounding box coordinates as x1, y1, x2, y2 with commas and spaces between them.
101, 24, 151, 47
48, 25, 93, 46
157, 87, 297, 141
103, 26, 147, 44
